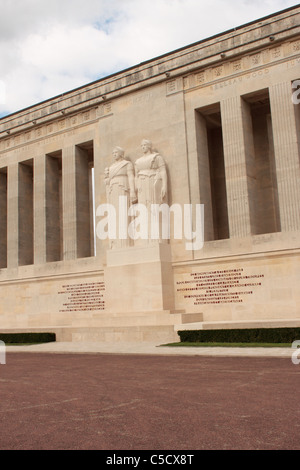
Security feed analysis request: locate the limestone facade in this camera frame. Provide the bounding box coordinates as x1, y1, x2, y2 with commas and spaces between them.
0, 6, 299, 341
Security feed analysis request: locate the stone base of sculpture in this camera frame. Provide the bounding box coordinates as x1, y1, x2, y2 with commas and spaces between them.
104, 243, 175, 314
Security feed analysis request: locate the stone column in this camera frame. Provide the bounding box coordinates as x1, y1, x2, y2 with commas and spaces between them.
62, 146, 77, 260
46, 154, 62, 262
18, 161, 34, 266
0, 169, 7, 268
195, 111, 214, 241
7, 164, 18, 269
34, 156, 46, 264
269, 82, 300, 231
93, 132, 106, 265
221, 96, 253, 238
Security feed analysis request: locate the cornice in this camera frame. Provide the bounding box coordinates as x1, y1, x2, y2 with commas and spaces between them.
0, 6, 299, 145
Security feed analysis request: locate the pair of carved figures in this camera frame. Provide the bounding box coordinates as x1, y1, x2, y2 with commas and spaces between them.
104, 139, 168, 248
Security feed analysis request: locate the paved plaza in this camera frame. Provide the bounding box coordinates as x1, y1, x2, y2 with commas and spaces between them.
0, 348, 299, 450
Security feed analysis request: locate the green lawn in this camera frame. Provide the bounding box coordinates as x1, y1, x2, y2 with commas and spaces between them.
5, 343, 44, 346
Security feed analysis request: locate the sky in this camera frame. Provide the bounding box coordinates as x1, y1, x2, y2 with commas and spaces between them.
0, 0, 298, 117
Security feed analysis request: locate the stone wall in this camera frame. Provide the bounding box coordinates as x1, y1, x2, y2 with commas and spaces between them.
0, 6, 299, 335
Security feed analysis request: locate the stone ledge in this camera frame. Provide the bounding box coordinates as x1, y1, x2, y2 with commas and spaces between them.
175, 318, 300, 331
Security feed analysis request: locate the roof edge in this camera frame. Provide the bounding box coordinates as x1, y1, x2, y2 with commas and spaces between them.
0, 3, 299, 121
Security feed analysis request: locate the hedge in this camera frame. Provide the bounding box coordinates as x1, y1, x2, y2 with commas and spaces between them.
178, 328, 300, 344
0, 333, 56, 344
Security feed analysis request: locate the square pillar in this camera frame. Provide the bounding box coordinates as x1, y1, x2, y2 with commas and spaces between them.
0, 169, 7, 268
18, 160, 34, 266
62, 146, 77, 260
34, 156, 46, 264
221, 96, 253, 237
269, 82, 300, 231
7, 164, 18, 269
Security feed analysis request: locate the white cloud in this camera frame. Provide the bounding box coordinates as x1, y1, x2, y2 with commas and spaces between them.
0, 0, 297, 116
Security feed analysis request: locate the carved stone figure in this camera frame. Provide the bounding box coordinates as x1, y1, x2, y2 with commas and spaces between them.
135, 139, 167, 207
104, 146, 136, 248
134, 139, 168, 244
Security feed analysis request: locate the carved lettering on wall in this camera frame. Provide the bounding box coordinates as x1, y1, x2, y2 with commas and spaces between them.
58, 281, 105, 312
211, 68, 270, 90
176, 268, 264, 305
184, 43, 291, 93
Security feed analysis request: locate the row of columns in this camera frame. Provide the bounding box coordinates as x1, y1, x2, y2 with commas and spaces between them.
1, 81, 299, 268
219, 82, 300, 237
1, 145, 94, 269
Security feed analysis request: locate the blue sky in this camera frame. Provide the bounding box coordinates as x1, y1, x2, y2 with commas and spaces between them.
0, 0, 298, 117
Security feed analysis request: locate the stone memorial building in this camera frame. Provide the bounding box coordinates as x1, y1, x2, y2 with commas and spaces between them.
0, 6, 299, 342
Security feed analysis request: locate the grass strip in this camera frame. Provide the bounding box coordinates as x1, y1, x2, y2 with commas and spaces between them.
177, 327, 300, 344
5, 343, 49, 346
0, 333, 56, 344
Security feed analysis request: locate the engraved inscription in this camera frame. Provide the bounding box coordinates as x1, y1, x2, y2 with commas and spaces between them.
211, 68, 270, 90
58, 281, 105, 312
176, 268, 264, 305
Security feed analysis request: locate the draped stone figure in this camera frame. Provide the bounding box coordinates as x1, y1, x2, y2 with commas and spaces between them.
134, 139, 168, 243
135, 139, 167, 207
104, 146, 136, 248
